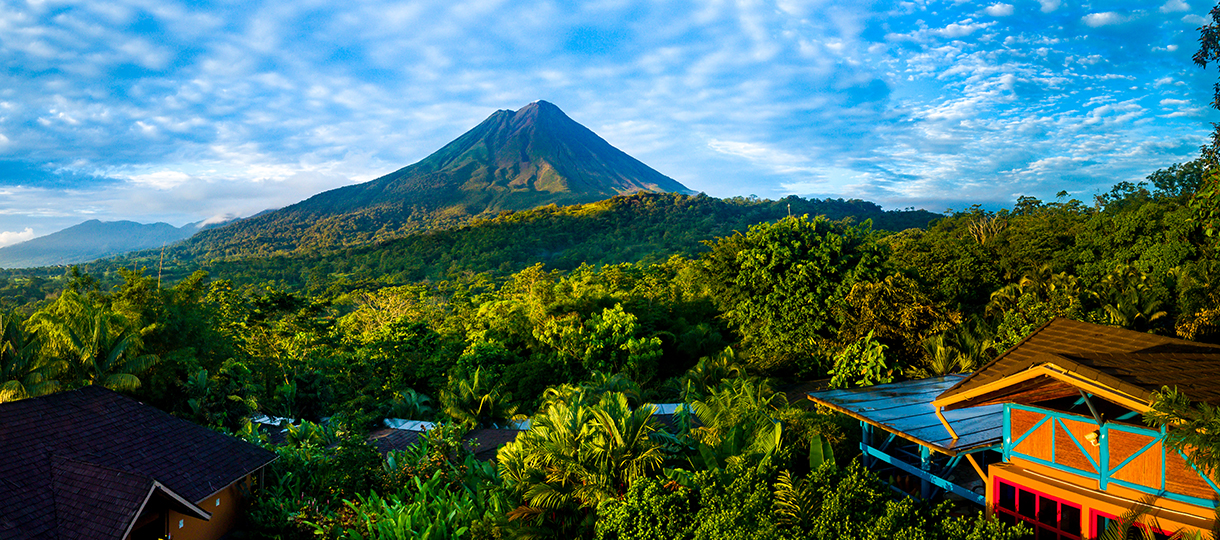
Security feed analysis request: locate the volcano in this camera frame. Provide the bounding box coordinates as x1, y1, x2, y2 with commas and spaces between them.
187, 101, 694, 257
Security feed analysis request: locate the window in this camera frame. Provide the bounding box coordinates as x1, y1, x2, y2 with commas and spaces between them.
1093, 511, 1172, 540
993, 479, 1083, 540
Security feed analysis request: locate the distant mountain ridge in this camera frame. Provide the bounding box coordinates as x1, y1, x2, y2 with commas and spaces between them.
0, 220, 205, 269
183, 100, 695, 259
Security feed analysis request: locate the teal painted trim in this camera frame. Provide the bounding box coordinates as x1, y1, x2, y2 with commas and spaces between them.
1011, 449, 1097, 478
880, 432, 897, 453
1055, 417, 1099, 472
1178, 448, 1220, 495
1003, 405, 1012, 462
1010, 413, 1051, 451
1109, 435, 1159, 476
1050, 413, 1056, 459
919, 445, 933, 499
1099, 423, 1109, 490
1161, 425, 1167, 492
861, 444, 985, 505
1115, 411, 1140, 421
861, 422, 873, 468
1108, 422, 1161, 437
946, 455, 963, 473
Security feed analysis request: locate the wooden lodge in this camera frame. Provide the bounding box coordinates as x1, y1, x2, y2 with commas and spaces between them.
0, 386, 277, 540
810, 318, 1220, 539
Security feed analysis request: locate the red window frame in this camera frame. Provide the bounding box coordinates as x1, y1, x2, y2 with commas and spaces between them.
1090, 510, 1172, 540
993, 478, 1083, 540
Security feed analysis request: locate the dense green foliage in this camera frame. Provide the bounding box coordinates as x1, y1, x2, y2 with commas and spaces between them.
96, 192, 934, 291
3, 156, 1220, 539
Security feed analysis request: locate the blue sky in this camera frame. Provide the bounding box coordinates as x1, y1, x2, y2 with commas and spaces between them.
0, 0, 1215, 245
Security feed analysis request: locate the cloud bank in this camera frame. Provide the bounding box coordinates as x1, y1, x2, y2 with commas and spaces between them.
0, 0, 1213, 237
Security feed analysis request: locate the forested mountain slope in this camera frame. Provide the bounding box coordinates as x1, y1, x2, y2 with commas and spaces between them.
167, 192, 940, 290
181, 101, 695, 259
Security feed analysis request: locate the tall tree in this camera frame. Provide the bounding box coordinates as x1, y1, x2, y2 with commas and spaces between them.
29, 291, 157, 392
0, 312, 62, 402
701, 215, 884, 373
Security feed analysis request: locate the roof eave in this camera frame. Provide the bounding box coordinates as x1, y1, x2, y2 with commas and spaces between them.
933, 362, 1153, 413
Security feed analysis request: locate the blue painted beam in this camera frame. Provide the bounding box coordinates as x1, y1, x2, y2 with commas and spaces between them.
861, 443, 986, 505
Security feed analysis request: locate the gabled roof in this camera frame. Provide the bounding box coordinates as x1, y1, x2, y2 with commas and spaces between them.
933, 318, 1220, 411
51, 456, 208, 540
0, 386, 277, 540
806, 374, 1003, 456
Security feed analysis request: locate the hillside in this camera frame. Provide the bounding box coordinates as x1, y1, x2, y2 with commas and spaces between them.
182, 101, 694, 259
163, 192, 940, 290
0, 220, 202, 269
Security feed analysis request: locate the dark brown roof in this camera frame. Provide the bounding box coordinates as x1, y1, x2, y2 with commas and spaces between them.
0, 386, 277, 540
368, 427, 523, 462
935, 318, 1220, 409
464, 429, 523, 461
367, 428, 424, 455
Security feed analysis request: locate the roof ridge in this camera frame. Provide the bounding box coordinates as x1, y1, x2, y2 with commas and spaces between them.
51, 453, 153, 483
938, 316, 1066, 397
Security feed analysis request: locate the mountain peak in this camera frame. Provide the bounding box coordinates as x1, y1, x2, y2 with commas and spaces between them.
185, 101, 694, 257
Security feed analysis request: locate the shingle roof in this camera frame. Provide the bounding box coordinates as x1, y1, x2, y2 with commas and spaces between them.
367, 428, 424, 455
934, 318, 1220, 409
51, 455, 154, 540
0, 386, 277, 540
368, 427, 523, 462
464, 429, 523, 461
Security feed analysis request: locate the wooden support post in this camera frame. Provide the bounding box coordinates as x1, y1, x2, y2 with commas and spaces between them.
965, 453, 987, 483
861, 422, 873, 468
919, 446, 932, 499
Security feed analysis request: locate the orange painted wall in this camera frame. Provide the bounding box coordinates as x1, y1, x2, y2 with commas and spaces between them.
992, 463, 1216, 537
1009, 407, 1218, 503
163, 478, 248, 540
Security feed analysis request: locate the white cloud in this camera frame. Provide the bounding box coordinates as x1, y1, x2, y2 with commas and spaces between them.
1082, 12, 1128, 27
935, 20, 991, 38
0, 228, 36, 248
984, 3, 1014, 17
1160, 0, 1190, 13
1160, 98, 1190, 106
1038, 0, 1061, 13
127, 170, 193, 190
707, 139, 817, 175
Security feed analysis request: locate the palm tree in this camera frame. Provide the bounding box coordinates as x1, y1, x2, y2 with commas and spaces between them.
1093, 265, 1169, 332
0, 312, 63, 403
439, 367, 518, 429
536, 383, 589, 413
29, 293, 157, 391
582, 371, 642, 406
1096, 495, 1218, 540
680, 346, 746, 401
585, 393, 665, 489
387, 388, 434, 420
907, 333, 976, 379
689, 377, 786, 468
498, 392, 663, 536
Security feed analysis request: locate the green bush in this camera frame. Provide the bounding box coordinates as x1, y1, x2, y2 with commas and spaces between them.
596, 460, 1028, 540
